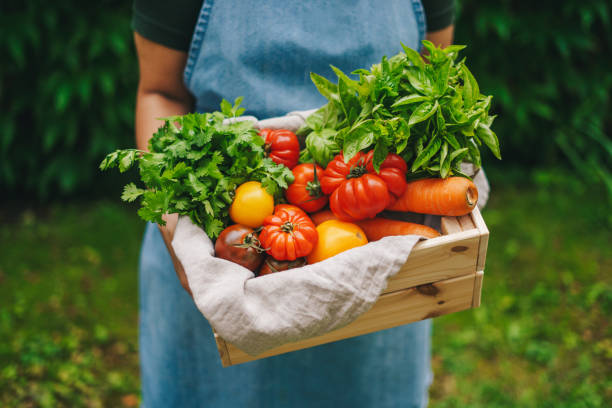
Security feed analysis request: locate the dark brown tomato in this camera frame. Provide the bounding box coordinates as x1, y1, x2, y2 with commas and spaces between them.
258, 256, 307, 276
214, 224, 265, 272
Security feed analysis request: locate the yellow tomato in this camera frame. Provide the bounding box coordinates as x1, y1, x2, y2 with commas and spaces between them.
307, 220, 368, 264
229, 181, 274, 228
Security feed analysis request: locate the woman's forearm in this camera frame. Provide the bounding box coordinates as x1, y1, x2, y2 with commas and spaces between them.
135, 90, 193, 151
425, 25, 454, 48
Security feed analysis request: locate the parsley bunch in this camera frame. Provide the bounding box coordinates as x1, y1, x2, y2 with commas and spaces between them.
100, 99, 294, 238
299, 41, 500, 177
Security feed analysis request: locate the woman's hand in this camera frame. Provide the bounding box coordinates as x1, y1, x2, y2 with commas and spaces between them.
158, 213, 193, 297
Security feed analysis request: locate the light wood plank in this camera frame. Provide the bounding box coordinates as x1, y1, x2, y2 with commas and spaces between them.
384, 229, 480, 293
214, 331, 232, 367
471, 207, 489, 271
441, 216, 462, 235
458, 214, 476, 231
472, 270, 484, 308
221, 273, 476, 366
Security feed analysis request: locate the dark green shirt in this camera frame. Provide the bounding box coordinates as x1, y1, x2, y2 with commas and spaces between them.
133, 0, 455, 52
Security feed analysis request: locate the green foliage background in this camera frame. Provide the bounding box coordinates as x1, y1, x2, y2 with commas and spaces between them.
1, 1, 137, 198
1, 1, 611, 199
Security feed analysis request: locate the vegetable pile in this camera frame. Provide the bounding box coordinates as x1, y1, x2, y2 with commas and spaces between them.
299, 40, 500, 178
101, 42, 499, 277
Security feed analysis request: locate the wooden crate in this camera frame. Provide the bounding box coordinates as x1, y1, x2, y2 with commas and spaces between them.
214, 207, 489, 367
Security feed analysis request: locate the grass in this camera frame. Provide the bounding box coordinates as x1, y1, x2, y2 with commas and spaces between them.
0, 171, 610, 407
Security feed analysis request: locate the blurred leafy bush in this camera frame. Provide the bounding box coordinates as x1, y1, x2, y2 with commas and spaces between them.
455, 0, 612, 197
0, 1, 610, 199
0, 1, 136, 199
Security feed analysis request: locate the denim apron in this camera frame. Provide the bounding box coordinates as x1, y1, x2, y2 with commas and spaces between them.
139, 1, 432, 407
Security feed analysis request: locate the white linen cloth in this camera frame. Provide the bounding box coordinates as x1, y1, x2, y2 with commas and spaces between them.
173, 220, 420, 355
171, 110, 489, 356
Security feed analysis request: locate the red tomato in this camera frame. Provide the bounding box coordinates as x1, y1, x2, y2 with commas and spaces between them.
285, 163, 328, 213
364, 151, 408, 207
259, 128, 300, 169
214, 224, 265, 271
258, 256, 307, 276
274, 203, 307, 217
320, 151, 407, 219
258, 205, 318, 261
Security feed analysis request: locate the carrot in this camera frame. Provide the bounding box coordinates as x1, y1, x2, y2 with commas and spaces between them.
311, 210, 440, 239
388, 177, 478, 216
310, 209, 338, 226
356, 218, 440, 240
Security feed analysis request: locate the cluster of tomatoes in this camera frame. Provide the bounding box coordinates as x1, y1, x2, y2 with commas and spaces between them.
214, 128, 409, 277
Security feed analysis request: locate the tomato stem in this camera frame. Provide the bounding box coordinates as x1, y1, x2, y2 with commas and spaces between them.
233, 232, 266, 253
280, 221, 294, 233
347, 164, 368, 179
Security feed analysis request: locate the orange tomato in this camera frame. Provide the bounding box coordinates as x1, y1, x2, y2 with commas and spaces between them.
229, 181, 274, 228
306, 220, 368, 264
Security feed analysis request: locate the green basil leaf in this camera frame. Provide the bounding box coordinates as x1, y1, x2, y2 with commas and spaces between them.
343, 125, 375, 162
439, 142, 449, 178
401, 42, 425, 70
461, 64, 480, 109
476, 123, 502, 159
421, 40, 436, 56
330, 65, 369, 97
304, 105, 326, 131
449, 147, 469, 162
436, 108, 446, 132
220, 99, 233, 116
435, 59, 452, 96
310, 72, 340, 103
406, 67, 434, 95
372, 139, 389, 172
409, 100, 439, 126
391, 94, 430, 108
466, 139, 481, 168
397, 138, 408, 154
305, 129, 340, 167
443, 132, 461, 150
338, 77, 360, 123
411, 136, 442, 172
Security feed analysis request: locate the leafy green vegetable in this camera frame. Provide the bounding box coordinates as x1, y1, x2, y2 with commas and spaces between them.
298, 41, 501, 177
100, 99, 294, 237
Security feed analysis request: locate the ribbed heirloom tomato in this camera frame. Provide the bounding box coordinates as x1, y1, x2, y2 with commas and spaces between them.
285, 163, 328, 213
259, 128, 300, 169
258, 205, 318, 261
320, 151, 407, 221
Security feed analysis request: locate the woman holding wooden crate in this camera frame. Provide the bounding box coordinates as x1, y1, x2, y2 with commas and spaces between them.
132, 0, 455, 406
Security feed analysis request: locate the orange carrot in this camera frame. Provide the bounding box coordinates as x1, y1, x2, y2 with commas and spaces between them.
388, 177, 478, 216
356, 218, 440, 240
311, 210, 440, 239
310, 209, 338, 226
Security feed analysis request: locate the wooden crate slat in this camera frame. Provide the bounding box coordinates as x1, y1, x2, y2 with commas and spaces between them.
440, 216, 462, 235
219, 272, 476, 366
383, 229, 480, 293
472, 270, 484, 308
213, 331, 232, 367
470, 207, 489, 271
457, 214, 476, 231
